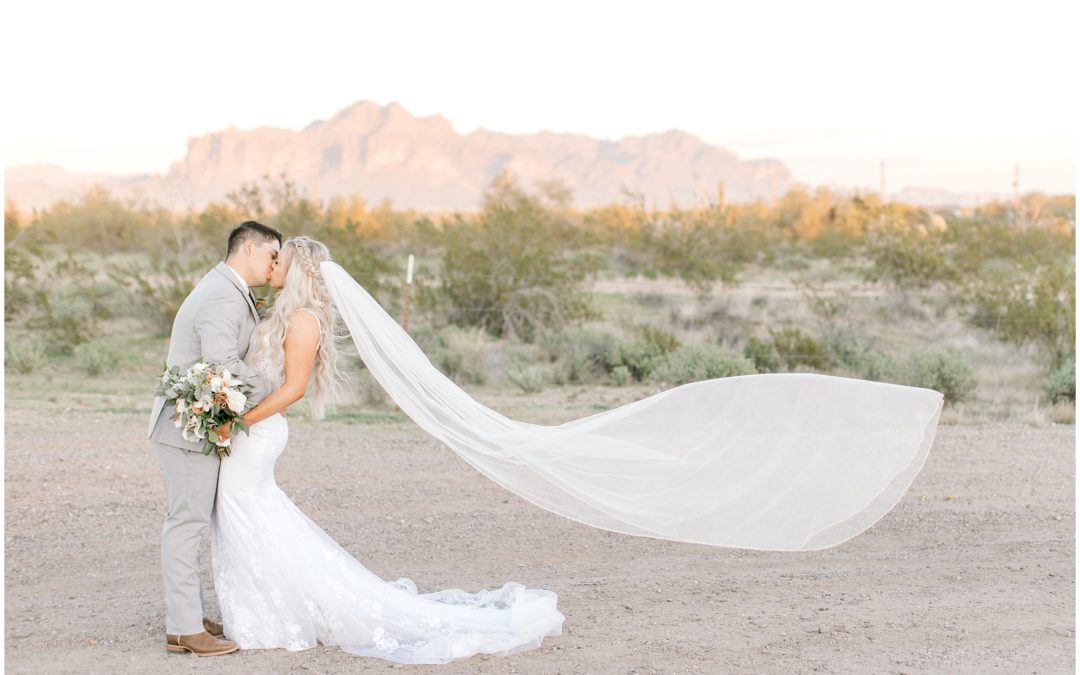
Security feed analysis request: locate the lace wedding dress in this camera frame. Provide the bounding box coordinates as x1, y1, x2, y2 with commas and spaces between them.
210, 347, 564, 664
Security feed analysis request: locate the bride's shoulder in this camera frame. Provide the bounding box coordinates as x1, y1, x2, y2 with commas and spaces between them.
285, 309, 321, 344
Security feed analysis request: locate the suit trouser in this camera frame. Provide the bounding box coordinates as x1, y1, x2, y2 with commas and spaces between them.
155, 442, 220, 635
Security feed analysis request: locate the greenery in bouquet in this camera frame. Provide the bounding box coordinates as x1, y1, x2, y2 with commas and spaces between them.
156, 361, 253, 458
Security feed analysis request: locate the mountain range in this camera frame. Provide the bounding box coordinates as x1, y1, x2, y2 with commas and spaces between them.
3, 101, 1003, 211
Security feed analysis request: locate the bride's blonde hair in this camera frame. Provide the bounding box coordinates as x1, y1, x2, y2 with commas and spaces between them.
248, 235, 348, 419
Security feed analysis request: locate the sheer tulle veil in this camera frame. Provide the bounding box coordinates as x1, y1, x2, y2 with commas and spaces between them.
320, 260, 944, 552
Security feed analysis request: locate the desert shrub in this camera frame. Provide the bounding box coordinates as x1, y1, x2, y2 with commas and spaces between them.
894, 349, 975, 403
860, 223, 954, 290
4, 246, 40, 322
636, 323, 681, 353
107, 253, 217, 336
639, 207, 756, 294
437, 177, 601, 341
602, 323, 681, 382
536, 328, 614, 385
26, 262, 112, 354
669, 296, 740, 335
504, 357, 547, 393
609, 364, 632, 386
948, 213, 1075, 277
606, 339, 665, 382
768, 327, 834, 371
5, 336, 47, 374
649, 343, 756, 386
431, 325, 490, 385
1045, 358, 1076, 404
795, 278, 849, 324
73, 339, 124, 376
5, 250, 109, 353
18, 186, 174, 254
743, 336, 780, 373
834, 343, 898, 382
959, 258, 1075, 363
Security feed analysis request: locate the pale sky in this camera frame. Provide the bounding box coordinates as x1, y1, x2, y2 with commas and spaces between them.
3, 0, 1076, 194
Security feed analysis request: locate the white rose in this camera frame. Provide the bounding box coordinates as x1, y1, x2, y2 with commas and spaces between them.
210, 376, 224, 392
226, 389, 247, 414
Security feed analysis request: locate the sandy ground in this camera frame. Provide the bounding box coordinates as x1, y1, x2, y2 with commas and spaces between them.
4, 401, 1075, 673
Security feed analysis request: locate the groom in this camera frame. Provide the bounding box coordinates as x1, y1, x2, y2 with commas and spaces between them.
147, 221, 281, 656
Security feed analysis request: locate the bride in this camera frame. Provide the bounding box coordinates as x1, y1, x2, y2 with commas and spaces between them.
214, 234, 943, 663
213, 236, 564, 663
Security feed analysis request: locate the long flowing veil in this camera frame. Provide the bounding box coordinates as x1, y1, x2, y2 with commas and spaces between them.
321, 261, 944, 551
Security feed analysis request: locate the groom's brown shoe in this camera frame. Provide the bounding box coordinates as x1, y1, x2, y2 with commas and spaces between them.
165, 631, 238, 656
202, 617, 224, 638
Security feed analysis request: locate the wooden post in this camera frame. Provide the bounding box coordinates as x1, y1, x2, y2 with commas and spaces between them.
401, 254, 414, 330
1012, 162, 1021, 224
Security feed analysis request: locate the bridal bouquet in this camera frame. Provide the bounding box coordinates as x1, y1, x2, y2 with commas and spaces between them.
156, 362, 252, 458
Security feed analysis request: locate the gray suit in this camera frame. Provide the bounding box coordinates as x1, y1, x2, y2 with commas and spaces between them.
148, 261, 273, 635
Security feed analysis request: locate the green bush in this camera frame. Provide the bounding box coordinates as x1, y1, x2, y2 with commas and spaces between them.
603, 324, 681, 382
743, 336, 780, 373
504, 357, 547, 393
960, 259, 1075, 362
606, 340, 666, 382
433, 325, 490, 385
894, 348, 976, 403
5, 337, 47, 374
823, 335, 899, 381
610, 365, 633, 386
639, 207, 754, 294
859, 224, 954, 290
437, 176, 601, 341
1045, 358, 1076, 404
4, 246, 40, 322
768, 327, 833, 371
649, 343, 756, 386
636, 323, 681, 354
536, 328, 616, 384
73, 340, 123, 376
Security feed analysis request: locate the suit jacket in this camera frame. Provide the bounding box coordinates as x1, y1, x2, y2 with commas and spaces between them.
147, 261, 273, 451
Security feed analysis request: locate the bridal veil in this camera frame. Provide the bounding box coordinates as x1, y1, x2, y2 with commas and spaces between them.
321, 261, 943, 552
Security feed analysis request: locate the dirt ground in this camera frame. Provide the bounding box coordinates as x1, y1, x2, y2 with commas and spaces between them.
4, 399, 1075, 673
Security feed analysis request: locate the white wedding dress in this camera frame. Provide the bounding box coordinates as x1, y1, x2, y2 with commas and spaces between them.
210, 348, 564, 664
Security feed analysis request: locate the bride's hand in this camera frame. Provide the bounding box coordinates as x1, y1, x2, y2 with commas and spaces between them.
218, 421, 232, 441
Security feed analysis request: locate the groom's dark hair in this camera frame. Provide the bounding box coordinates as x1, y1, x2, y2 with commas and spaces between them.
226, 221, 284, 258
